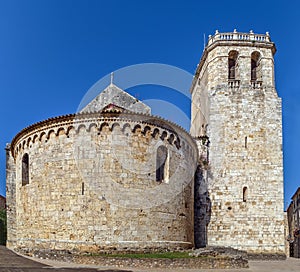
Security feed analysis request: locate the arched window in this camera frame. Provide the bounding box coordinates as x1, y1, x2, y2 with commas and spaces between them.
251, 51, 261, 81
22, 153, 29, 186
243, 186, 248, 202
156, 146, 169, 182
228, 50, 238, 80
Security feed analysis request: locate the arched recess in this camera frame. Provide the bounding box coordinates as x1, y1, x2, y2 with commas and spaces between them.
143, 126, 151, 136
66, 126, 75, 137
122, 123, 131, 136
100, 122, 110, 132
228, 50, 239, 80
77, 124, 87, 134
32, 134, 38, 143
132, 124, 141, 133
251, 51, 262, 81
88, 123, 97, 133
160, 131, 168, 141
47, 129, 55, 139
39, 132, 46, 142
156, 145, 169, 183
22, 153, 29, 186
152, 128, 160, 139
56, 127, 66, 136
111, 122, 121, 132
168, 134, 175, 145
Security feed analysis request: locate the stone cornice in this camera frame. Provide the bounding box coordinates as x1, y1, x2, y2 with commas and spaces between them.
11, 110, 197, 159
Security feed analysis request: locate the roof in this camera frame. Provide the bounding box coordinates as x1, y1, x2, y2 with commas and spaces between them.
286, 201, 294, 213
79, 83, 151, 115
291, 187, 300, 200
9, 82, 197, 159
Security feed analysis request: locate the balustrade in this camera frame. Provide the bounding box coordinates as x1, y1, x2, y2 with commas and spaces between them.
208, 30, 271, 46
250, 80, 263, 89
228, 79, 240, 88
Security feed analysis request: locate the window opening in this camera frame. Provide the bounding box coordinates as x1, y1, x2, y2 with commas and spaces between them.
228, 50, 238, 80
251, 51, 261, 81
243, 187, 248, 202
82, 182, 85, 195
22, 153, 29, 186
156, 146, 169, 182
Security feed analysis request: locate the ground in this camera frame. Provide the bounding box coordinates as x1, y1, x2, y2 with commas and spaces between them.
1, 246, 300, 272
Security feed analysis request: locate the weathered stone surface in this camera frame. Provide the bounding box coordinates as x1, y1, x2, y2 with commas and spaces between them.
7, 109, 198, 252
191, 31, 285, 255
17, 248, 249, 269
6, 30, 285, 258
189, 246, 247, 258
5, 143, 16, 248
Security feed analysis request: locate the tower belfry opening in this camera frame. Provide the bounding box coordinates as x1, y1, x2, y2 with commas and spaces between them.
251, 51, 261, 82
228, 50, 238, 80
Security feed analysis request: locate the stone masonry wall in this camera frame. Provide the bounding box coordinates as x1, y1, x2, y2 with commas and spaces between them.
5, 144, 16, 248
9, 113, 198, 252
191, 34, 285, 254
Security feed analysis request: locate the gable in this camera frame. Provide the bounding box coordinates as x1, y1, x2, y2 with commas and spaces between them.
79, 84, 151, 114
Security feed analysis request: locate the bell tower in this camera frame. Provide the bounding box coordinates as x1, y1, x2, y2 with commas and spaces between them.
191, 30, 285, 256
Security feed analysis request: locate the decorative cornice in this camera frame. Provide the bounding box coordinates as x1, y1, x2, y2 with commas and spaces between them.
10, 110, 197, 159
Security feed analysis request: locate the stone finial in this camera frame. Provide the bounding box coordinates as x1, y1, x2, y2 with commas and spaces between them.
250, 30, 254, 34
110, 72, 114, 85
266, 31, 270, 36
233, 29, 237, 33
215, 30, 219, 34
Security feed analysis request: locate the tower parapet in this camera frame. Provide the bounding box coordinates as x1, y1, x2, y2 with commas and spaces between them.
207, 30, 272, 46
191, 30, 278, 138
191, 30, 276, 100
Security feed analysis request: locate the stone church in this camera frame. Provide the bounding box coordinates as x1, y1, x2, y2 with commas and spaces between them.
6, 30, 286, 257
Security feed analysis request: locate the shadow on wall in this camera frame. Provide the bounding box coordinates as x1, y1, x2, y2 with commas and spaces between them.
194, 164, 211, 248
0, 209, 7, 245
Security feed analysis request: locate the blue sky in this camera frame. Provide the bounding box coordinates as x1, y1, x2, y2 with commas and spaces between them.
0, 0, 299, 209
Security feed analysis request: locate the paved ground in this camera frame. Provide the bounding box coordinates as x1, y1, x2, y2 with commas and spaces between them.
0, 246, 132, 272
1, 246, 300, 272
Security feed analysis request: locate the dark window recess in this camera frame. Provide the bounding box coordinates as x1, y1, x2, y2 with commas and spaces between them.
251, 60, 257, 80
228, 50, 238, 79
156, 146, 168, 182
243, 187, 248, 202
82, 182, 85, 195
22, 153, 29, 186
251, 51, 261, 81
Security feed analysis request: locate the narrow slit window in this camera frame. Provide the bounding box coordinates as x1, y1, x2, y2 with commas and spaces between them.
81, 182, 85, 195
245, 136, 248, 149
156, 146, 169, 182
243, 187, 248, 202
22, 153, 29, 186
